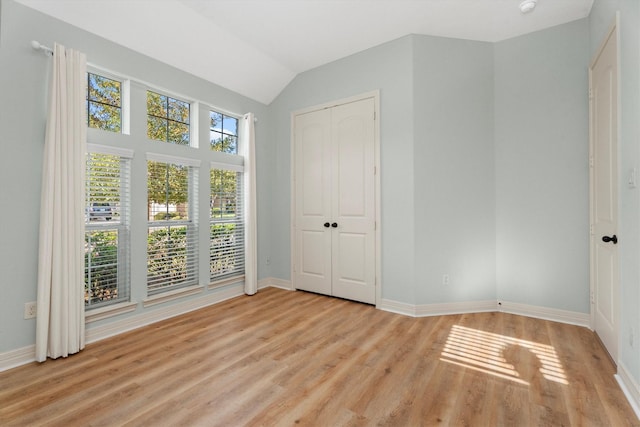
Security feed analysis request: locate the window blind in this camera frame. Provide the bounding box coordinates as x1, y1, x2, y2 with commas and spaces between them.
210, 167, 244, 282
147, 159, 199, 294
85, 150, 131, 308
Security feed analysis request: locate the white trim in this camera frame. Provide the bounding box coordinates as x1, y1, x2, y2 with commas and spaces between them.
498, 300, 591, 327
0, 345, 35, 372
146, 152, 201, 167
378, 298, 418, 316
417, 300, 497, 317
87, 284, 244, 344
258, 277, 293, 291
378, 298, 589, 327
378, 299, 497, 317
210, 161, 244, 173
209, 275, 245, 290
86, 301, 138, 323
616, 362, 640, 421
142, 285, 204, 308
87, 143, 134, 159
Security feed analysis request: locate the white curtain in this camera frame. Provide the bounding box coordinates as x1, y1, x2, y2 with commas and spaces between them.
241, 113, 258, 295
35, 43, 87, 362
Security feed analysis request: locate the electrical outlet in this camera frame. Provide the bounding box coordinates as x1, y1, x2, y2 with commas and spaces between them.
24, 302, 37, 319
442, 274, 450, 286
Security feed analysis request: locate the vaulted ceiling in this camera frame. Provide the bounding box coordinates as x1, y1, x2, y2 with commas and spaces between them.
16, 0, 594, 104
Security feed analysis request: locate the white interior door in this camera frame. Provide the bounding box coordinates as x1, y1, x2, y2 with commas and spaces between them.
590, 22, 619, 362
294, 108, 332, 296
331, 99, 376, 304
293, 97, 377, 305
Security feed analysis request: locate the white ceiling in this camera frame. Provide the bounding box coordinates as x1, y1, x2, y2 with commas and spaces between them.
16, 0, 594, 104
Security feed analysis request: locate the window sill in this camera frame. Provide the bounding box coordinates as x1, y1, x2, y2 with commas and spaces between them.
209, 275, 245, 290
86, 301, 138, 323
143, 285, 204, 308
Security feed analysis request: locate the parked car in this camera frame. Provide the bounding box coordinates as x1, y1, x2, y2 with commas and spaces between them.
88, 202, 113, 221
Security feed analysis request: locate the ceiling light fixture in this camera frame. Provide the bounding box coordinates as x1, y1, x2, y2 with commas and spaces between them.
519, 0, 537, 14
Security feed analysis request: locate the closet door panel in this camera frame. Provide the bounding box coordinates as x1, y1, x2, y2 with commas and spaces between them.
330, 98, 376, 304
294, 109, 332, 295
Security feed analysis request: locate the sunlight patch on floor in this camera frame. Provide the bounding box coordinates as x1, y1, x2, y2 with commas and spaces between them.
440, 324, 568, 385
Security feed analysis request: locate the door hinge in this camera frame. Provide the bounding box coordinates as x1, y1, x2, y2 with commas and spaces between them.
374, 111, 376, 120
590, 224, 594, 235
588, 88, 593, 100
589, 156, 594, 168
590, 290, 595, 304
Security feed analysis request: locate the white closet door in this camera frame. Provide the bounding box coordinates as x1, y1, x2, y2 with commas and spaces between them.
294, 108, 333, 295
330, 99, 376, 304
293, 97, 376, 305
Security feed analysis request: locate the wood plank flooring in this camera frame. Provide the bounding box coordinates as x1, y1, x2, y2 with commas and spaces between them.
1, 287, 638, 426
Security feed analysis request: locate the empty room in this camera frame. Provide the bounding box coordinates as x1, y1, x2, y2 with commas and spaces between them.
1, 0, 640, 425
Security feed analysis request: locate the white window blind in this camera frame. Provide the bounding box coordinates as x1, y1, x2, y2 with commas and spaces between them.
210, 166, 244, 282
147, 158, 199, 294
85, 149, 131, 308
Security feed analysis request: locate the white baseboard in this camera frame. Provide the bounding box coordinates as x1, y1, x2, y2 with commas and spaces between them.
0, 344, 36, 372
379, 298, 497, 317
378, 298, 590, 328
616, 362, 640, 421
258, 277, 293, 291
86, 283, 245, 344
497, 300, 591, 328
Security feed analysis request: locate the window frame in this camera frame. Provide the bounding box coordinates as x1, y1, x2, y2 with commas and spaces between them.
84, 144, 133, 310
146, 153, 201, 296
209, 110, 239, 154
209, 162, 245, 285
86, 68, 130, 135
146, 90, 198, 148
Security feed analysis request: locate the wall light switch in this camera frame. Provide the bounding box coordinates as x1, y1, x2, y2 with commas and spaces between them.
629, 168, 637, 188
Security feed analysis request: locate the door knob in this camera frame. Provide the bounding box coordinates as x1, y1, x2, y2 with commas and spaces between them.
602, 235, 618, 244
331, 222, 338, 228
324, 222, 330, 228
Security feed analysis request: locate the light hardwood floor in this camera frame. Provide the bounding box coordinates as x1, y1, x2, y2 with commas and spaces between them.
1, 287, 638, 426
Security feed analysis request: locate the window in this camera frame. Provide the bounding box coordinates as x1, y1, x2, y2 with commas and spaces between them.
147, 91, 190, 145
87, 73, 122, 132
210, 166, 244, 281
85, 147, 132, 308
210, 111, 238, 153
147, 156, 199, 294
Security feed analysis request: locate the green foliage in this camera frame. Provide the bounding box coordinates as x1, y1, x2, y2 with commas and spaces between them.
211, 169, 239, 218
85, 230, 119, 305
210, 223, 242, 277
87, 153, 121, 204
147, 161, 189, 207
154, 211, 182, 221
147, 91, 190, 145
147, 226, 189, 290
87, 73, 121, 133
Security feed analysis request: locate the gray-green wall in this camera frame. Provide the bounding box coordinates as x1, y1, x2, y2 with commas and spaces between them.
0, 0, 271, 353
494, 19, 590, 312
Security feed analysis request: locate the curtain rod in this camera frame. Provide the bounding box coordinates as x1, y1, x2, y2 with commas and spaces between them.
31, 40, 53, 55
29, 40, 258, 122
